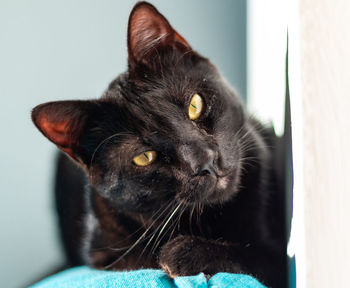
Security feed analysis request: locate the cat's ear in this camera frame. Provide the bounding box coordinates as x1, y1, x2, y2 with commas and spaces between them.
127, 2, 191, 66
32, 100, 100, 165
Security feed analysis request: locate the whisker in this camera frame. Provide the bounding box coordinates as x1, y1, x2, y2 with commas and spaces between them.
149, 202, 182, 255
136, 201, 176, 262
168, 204, 185, 242
177, 203, 186, 232
151, 213, 179, 256
189, 205, 195, 235
90, 132, 131, 167
102, 200, 174, 268
102, 200, 173, 251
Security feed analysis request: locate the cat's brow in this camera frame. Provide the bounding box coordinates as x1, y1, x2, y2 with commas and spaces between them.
90, 132, 137, 166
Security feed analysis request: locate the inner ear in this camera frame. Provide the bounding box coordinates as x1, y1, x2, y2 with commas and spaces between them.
35, 112, 79, 148
32, 101, 95, 162
127, 2, 191, 65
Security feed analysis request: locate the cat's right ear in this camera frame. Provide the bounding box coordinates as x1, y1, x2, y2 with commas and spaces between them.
32, 100, 101, 166
127, 2, 191, 68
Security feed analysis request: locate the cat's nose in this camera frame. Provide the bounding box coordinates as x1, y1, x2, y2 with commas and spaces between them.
193, 149, 216, 176
179, 143, 217, 176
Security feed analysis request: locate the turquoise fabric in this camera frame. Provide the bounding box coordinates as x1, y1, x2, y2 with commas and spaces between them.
30, 267, 266, 288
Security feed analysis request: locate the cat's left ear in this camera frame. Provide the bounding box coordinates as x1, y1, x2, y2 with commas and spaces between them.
32, 100, 104, 166
127, 2, 191, 67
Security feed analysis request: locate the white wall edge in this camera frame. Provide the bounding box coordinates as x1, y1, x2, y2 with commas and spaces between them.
247, 0, 287, 136
286, 0, 306, 287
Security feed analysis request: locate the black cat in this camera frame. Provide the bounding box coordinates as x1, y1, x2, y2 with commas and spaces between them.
32, 2, 286, 287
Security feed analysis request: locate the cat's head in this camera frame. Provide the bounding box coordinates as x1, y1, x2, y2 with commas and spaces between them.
32, 2, 253, 213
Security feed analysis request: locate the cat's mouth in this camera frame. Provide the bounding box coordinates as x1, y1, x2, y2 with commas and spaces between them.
177, 168, 237, 205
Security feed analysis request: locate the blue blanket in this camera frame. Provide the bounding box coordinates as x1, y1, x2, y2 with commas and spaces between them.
30, 267, 266, 288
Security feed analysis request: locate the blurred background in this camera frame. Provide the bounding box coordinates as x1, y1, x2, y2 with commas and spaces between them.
0, 1, 249, 287
2, 1, 348, 288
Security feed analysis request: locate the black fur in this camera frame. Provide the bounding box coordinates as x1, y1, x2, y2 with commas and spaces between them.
32, 2, 286, 287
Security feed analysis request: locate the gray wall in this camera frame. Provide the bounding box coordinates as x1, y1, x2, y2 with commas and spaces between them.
0, 1, 246, 287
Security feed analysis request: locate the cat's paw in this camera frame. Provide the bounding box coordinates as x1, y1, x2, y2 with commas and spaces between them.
159, 235, 219, 278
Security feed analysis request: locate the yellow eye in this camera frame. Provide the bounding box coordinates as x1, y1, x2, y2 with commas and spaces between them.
188, 93, 203, 120
133, 151, 157, 167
